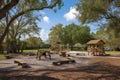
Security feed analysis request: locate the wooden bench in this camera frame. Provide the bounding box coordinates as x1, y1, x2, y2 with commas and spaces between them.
66, 57, 73, 60
14, 59, 30, 68
52, 59, 76, 66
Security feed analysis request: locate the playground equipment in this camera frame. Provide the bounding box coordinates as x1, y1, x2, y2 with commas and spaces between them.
50, 42, 70, 56
87, 40, 105, 56
36, 50, 51, 60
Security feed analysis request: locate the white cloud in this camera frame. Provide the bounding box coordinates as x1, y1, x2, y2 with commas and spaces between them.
40, 29, 48, 41
64, 7, 79, 21
43, 16, 50, 23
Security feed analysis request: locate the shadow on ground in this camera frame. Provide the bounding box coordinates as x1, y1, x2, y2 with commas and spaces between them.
0, 61, 120, 80
0, 75, 59, 80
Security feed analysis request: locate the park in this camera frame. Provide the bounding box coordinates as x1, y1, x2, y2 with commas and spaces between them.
0, 0, 120, 80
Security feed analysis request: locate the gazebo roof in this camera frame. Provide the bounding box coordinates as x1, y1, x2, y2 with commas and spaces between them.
87, 40, 105, 45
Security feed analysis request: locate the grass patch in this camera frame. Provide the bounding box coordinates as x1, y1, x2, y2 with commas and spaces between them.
0, 55, 6, 60
23, 50, 38, 53
23, 49, 49, 53
106, 51, 120, 54
106, 51, 120, 56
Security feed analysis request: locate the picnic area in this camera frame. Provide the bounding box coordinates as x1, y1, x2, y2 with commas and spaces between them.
0, 50, 120, 80
0, 0, 120, 80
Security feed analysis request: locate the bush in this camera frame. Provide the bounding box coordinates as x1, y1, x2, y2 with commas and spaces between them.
72, 47, 85, 51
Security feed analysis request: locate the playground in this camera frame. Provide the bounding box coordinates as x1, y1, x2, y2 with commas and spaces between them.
1, 0, 120, 80
0, 51, 120, 80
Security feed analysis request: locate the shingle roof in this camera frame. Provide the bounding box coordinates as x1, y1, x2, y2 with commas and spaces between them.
87, 40, 105, 45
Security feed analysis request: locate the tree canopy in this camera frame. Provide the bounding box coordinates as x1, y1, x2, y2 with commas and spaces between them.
76, 0, 118, 24
0, 0, 19, 19
49, 23, 93, 50
0, 0, 63, 45
76, 0, 120, 34
76, 0, 120, 50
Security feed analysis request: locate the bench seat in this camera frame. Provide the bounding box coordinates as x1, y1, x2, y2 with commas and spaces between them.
52, 59, 76, 66
14, 59, 30, 68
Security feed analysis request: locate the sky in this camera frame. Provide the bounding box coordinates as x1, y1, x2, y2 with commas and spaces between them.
36, 0, 97, 41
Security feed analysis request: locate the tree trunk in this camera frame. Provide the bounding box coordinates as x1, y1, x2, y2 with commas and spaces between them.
0, 0, 19, 19
0, 0, 61, 46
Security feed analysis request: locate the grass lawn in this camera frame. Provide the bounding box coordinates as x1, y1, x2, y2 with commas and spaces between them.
106, 51, 120, 56
23, 49, 49, 53
0, 55, 6, 60
106, 51, 120, 54
23, 50, 38, 53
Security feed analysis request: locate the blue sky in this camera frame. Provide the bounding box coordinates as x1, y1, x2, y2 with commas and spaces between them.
36, 0, 97, 41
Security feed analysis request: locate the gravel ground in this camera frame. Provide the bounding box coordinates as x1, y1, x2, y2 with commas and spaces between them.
0, 53, 120, 80
0, 54, 91, 71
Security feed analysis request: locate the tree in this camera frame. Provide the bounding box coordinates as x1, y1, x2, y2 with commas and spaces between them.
94, 23, 120, 50
49, 24, 63, 44
0, 0, 19, 19
76, 0, 120, 50
62, 23, 78, 48
0, 7, 41, 53
0, 0, 63, 45
7, 13, 41, 39
49, 23, 93, 50
26, 37, 43, 49
62, 24, 92, 49
9, 16, 41, 53
93, 26, 108, 40
76, 0, 116, 24
75, 25, 93, 44
76, 0, 120, 33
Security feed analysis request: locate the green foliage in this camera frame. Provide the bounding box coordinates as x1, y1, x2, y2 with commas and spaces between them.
76, 0, 113, 24
0, 55, 6, 60
76, 0, 120, 51
63, 24, 92, 45
94, 24, 120, 50
62, 23, 77, 45
40, 43, 51, 49
17, 0, 63, 12
107, 20, 120, 37
76, 0, 120, 34
26, 37, 43, 49
49, 23, 93, 49
8, 39, 17, 53
93, 26, 108, 40
0, 0, 63, 46
49, 24, 63, 44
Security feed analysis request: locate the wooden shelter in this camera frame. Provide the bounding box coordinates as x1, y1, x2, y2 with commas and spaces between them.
87, 40, 105, 56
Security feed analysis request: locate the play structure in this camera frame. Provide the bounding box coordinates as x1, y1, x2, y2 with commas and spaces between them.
50, 42, 70, 56
36, 50, 51, 60
50, 42, 60, 53
87, 40, 105, 56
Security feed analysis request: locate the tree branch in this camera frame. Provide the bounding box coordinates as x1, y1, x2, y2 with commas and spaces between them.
0, 0, 61, 44
0, 0, 19, 20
